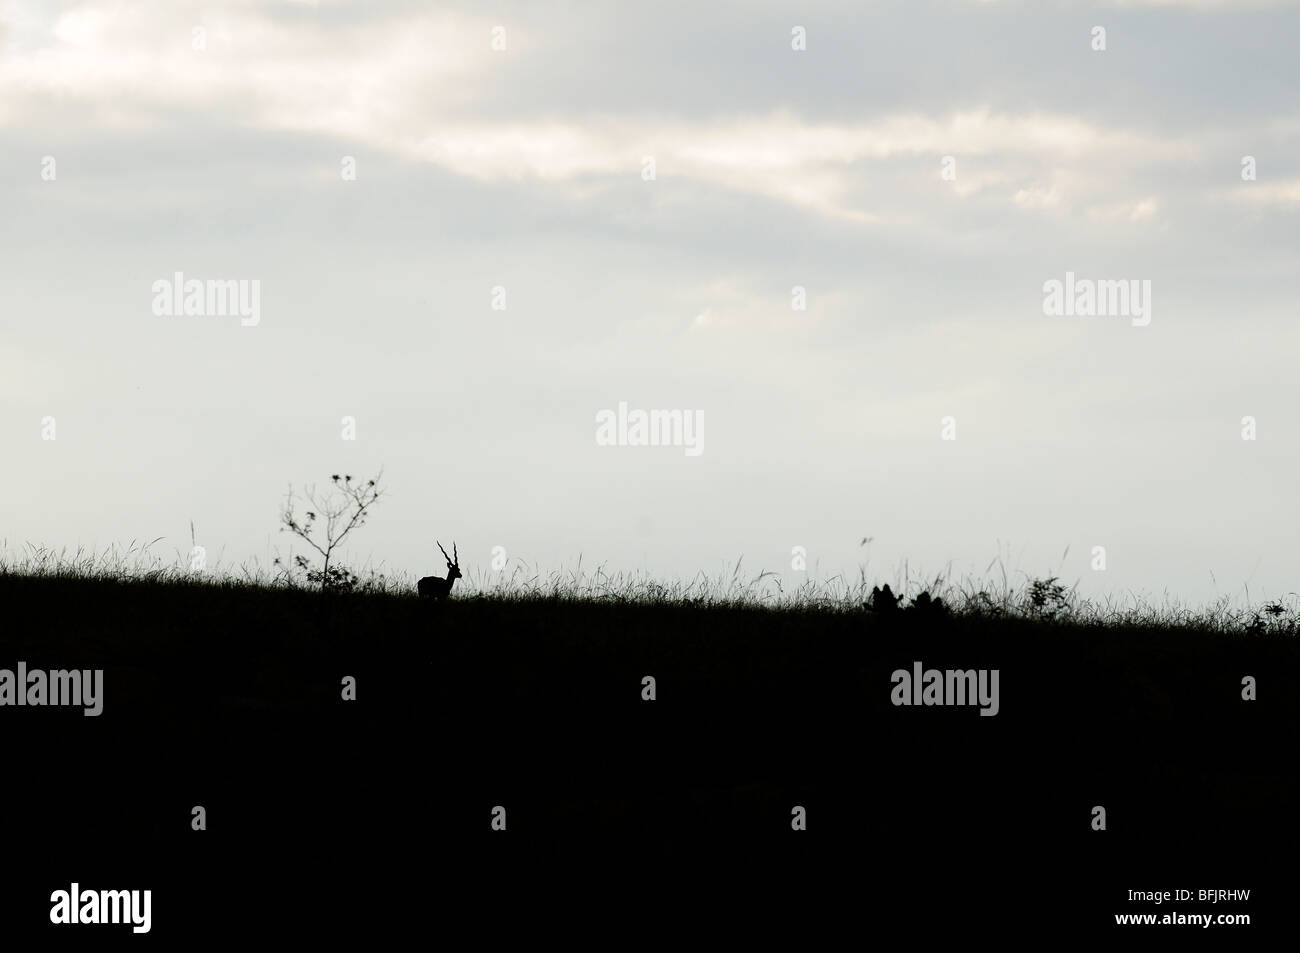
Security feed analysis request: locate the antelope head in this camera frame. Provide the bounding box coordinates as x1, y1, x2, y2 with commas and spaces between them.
437, 541, 461, 583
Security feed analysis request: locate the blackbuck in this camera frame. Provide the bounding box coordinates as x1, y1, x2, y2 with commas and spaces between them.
418, 541, 461, 600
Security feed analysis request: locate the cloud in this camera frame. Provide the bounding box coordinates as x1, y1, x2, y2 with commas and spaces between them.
0, 3, 1208, 223
1085, 196, 1160, 224
1230, 179, 1300, 206
0, 2, 496, 125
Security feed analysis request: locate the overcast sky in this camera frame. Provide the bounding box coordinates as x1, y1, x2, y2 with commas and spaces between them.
3, 0, 1299, 606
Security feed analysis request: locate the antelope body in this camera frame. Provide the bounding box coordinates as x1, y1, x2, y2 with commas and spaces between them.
418, 541, 461, 600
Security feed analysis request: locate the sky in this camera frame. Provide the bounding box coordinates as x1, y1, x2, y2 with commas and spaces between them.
3, 0, 1299, 606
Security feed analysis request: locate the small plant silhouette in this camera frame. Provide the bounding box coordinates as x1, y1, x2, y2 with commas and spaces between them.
909, 590, 948, 618
1025, 576, 1071, 620
1247, 601, 1296, 635
865, 584, 948, 618
276, 471, 385, 592
866, 583, 900, 613
418, 541, 462, 600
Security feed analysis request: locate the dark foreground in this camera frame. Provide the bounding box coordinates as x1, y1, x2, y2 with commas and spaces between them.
1, 575, 1296, 940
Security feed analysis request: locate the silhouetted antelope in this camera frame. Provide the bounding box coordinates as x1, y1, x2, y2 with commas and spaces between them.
418, 541, 461, 600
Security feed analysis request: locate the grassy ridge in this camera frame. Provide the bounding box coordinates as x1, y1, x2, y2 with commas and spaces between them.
1, 566, 1296, 934
5, 537, 1300, 631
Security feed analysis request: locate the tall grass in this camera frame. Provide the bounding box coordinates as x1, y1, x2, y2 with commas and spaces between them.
1, 539, 1296, 634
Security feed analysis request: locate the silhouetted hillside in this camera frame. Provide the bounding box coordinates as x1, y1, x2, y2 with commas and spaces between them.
2, 573, 1295, 939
